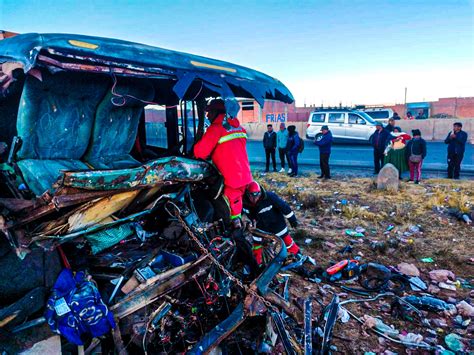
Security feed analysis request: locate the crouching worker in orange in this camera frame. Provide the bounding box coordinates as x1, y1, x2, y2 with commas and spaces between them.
194, 99, 252, 230
243, 181, 301, 265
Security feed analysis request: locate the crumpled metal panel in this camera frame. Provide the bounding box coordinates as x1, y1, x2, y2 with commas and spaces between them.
58, 156, 215, 191
0, 33, 294, 108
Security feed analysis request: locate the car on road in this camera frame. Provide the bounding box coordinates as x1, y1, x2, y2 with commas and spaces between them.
360, 107, 393, 125
306, 108, 378, 144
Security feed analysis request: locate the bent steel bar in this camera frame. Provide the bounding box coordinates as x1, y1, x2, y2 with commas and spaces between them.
188, 302, 245, 355
250, 228, 288, 295
271, 311, 297, 355
59, 157, 214, 191
304, 297, 313, 355
319, 294, 339, 355
189, 228, 288, 354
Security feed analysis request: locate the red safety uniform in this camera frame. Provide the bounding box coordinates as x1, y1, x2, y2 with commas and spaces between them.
194, 114, 252, 220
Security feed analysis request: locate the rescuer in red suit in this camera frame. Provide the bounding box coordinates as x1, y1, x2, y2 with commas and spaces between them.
243, 181, 301, 265
194, 99, 252, 229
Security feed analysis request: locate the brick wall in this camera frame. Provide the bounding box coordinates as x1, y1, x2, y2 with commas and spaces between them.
385, 97, 474, 119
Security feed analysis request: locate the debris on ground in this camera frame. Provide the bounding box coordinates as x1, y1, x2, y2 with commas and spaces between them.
1, 169, 473, 353
258, 173, 473, 353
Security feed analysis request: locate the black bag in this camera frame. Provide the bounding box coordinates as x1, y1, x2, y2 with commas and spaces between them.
409, 142, 422, 163
298, 138, 305, 153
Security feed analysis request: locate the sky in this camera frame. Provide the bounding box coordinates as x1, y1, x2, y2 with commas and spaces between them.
1, 0, 473, 106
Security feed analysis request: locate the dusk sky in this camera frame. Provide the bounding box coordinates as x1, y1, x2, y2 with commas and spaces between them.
1, 0, 473, 106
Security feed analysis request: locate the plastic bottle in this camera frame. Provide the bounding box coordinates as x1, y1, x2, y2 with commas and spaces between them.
373, 318, 399, 337
404, 295, 456, 313
462, 214, 472, 224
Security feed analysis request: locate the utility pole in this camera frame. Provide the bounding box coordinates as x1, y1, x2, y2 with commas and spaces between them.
404, 87, 407, 117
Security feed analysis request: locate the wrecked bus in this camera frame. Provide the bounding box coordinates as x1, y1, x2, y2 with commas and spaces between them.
0, 33, 307, 353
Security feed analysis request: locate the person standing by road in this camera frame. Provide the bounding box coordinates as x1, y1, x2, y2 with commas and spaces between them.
276, 123, 289, 173
405, 129, 427, 184
444, 122, 468, 179
384, 127, 411, 179
370, 122, 390, 174
314, 125, 333, 179
385, 118, 396, 133
286, 125, 300, 177
263, 124, 277, 172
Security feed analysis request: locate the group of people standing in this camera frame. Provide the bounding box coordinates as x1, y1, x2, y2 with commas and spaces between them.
264, 117, 469, 183
263, 122, 334, 179
263, 123, 301, 177
370, 118, 468, 182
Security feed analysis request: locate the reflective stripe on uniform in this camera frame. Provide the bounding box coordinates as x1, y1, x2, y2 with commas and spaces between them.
230, 213, 241, 220
284, 211, 294, 219
258, 205, 273, 214
218, 132, 247, 144
276, 227, 288, 237
252, 245, 263, 250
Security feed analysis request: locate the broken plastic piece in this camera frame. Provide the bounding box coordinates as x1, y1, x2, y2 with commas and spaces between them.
444, 333, 464, 352
345, 229, 364, 237
420, 257, 434, 263
363, 316, 399, 337
403, 295, 456, 313
399, 332, 424, 344
409, 276, 427, 291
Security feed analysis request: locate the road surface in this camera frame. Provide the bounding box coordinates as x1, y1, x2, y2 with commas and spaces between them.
247, 140, 473, 178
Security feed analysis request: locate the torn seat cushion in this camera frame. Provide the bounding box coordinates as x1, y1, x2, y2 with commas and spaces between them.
17, 159, 89, 196
15, 71, 109, 195
84, 78, 155, 169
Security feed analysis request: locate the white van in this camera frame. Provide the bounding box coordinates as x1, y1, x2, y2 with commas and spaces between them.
306, 109, 378, 143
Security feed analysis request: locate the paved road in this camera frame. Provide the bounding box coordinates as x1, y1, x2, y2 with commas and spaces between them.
247, 140, 474, 176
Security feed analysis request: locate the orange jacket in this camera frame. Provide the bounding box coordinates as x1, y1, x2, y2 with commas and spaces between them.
194, 114, 252, 188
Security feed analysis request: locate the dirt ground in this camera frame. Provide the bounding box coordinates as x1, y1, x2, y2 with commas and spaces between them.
257, 173, 473, 354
